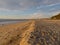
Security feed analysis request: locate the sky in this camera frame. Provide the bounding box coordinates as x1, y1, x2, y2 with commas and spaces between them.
0, 0, 60, 19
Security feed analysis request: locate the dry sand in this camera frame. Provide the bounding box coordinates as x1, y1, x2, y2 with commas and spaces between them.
0, 20, 60, 45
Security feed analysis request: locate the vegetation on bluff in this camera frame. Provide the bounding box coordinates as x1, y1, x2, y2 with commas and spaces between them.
51, 13, 60, 19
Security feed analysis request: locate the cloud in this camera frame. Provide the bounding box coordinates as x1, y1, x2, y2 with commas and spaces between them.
0, 0, 60, 19
42, 0, 60, 5
0, 0, 40, 10
30, 13, 44, 19
26, 12, 48, 19
0, 0, 60, 11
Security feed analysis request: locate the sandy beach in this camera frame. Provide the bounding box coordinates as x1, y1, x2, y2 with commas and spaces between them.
0, 20, 60, 45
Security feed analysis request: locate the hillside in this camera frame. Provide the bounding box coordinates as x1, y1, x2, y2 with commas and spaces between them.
51, 13, 60, 19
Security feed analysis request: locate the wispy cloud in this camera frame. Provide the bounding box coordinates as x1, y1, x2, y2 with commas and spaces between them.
0, 0, 60, 11
0, 0, 60, 19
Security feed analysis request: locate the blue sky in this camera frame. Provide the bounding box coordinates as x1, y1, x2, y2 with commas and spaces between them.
0, 0, 60, 19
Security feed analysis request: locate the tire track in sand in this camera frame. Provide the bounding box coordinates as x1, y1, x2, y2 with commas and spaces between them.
20, 21, 35, 45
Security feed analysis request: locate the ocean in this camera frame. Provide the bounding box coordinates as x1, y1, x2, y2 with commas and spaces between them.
0, 19, 28, 24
